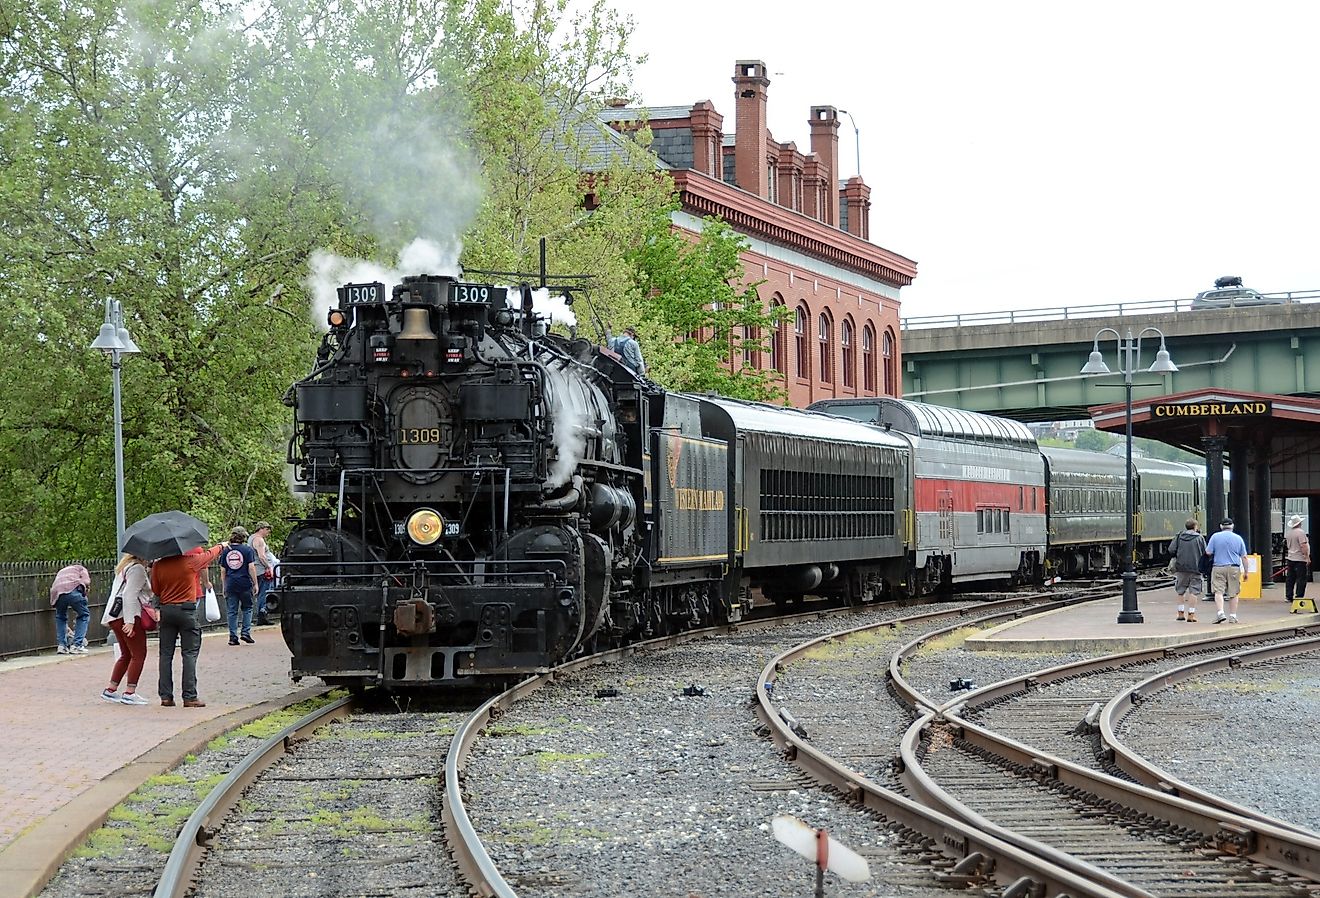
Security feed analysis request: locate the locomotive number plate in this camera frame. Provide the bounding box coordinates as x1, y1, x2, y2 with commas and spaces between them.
338, 282, 385, 304
452, 282, 506, 305
398, 427, 443, 445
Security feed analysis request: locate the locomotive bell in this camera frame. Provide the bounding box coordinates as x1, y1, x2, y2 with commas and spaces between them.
399, 307, 437, 341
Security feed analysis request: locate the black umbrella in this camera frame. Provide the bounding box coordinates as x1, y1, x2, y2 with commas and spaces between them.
121, 511, 210, 560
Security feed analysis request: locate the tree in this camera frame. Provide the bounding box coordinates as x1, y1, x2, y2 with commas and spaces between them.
1073, 427, 1118, 453
0, 0, 784, 559
0, 0, 352, 559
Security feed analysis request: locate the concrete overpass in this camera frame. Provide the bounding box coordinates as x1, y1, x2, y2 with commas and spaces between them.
900, 292, 1320, 422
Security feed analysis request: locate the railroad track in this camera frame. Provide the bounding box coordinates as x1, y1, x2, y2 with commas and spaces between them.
759, 599, 1320, 896
148, 584, 1118, 897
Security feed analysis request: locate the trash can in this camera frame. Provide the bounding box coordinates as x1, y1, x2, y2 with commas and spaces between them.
1240, 554, 1262, 599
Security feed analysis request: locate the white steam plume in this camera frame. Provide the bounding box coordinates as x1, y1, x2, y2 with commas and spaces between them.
530, 287, 577, 328
307, 238, 462, 330
544, 367, 591, 489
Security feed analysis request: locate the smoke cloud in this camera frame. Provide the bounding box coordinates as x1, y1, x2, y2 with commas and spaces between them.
307, 238, 462, 330
530, 287, 578, 328
544, 366, 592, 489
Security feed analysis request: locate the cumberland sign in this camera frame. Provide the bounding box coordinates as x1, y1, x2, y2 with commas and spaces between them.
1150, 400, 1272, 418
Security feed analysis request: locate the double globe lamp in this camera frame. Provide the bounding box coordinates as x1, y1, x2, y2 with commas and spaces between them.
1080, 327, 1178, 624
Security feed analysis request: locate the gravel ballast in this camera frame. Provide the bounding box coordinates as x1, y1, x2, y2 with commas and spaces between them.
462, 603, 1001, 898
1115, 651, 1320, 832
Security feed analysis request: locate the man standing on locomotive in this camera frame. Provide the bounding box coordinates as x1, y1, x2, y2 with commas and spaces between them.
1205, 518, 1248, 625
1167, 518, 1206, 622
607, 326, 646, 375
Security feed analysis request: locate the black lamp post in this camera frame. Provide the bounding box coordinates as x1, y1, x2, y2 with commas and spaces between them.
1081, 327, 1178, 624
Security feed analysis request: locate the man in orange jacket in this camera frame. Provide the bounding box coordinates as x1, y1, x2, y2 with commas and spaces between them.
151, 543, 225, 707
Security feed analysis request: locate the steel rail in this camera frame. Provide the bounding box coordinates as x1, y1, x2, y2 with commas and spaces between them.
442, 604, 881, 897
935, 622, 1320, 717
1099, 636, 1320, 837
912, 710, 1320, 882
885, 620, 1320, 884
755, 597, 1135, 898
442, 594, 1064, 898
153, 691, 353, 898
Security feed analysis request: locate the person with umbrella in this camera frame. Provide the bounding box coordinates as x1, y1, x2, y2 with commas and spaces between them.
123, 511, 224, 708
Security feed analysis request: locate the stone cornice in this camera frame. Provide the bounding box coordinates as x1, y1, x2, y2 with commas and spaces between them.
672, 169, 917, 288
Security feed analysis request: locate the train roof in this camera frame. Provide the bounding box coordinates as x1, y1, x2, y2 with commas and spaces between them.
1040, 445, 1130, 474
810, 398, 1037, 449
694, 395, 909, 449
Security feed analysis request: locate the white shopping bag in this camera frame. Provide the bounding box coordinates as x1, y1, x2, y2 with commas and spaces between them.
204, 586, 222, 622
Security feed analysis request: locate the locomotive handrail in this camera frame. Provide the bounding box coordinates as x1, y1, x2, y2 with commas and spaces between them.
334, 464, 515, 530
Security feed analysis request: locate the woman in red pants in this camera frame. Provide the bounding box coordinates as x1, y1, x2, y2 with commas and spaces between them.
100, 553, 154, 705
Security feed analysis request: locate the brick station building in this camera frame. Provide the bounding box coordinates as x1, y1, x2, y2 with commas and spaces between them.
599, 60, 918, 407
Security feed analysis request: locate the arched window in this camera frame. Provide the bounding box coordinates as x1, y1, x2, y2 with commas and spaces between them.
794, 307, 808, 379
817, 312, 832, 383
742, 324, 758, 369
841, 319, 855, 389
862, 325, 876, 393
768, 295, 785, 373
883, 329, 896, 395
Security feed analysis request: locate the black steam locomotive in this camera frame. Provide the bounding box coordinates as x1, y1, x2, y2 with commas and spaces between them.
272, 271, 1219, 692
274, 273, 911, 690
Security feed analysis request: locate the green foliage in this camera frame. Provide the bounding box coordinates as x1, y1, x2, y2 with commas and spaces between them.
628, 214, 785, 400
0, 0, 781, 560
1073, 427, 1118, 452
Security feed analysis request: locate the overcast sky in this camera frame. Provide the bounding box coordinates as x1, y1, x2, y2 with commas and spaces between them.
605, 0, 1320, 318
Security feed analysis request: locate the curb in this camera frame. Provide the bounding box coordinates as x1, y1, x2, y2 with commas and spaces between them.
0, 685, 328, 898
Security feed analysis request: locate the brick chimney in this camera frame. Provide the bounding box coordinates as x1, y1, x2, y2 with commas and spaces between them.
808, 106, 840, 226
732, 60, 770, 198
689, 100, 724, 180
842, 176, 870, 240
777, 142, 804, 212
801, 154, 824, 221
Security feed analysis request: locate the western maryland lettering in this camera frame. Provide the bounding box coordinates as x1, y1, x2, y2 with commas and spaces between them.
1150, 401, 1272, 418
675, 488, 725, 511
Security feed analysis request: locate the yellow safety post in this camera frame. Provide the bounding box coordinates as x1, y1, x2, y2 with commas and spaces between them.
1239, 554, 1262, 600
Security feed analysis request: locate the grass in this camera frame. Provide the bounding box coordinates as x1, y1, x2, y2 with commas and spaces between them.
499, 818, 613, 846
800, 628, 890, 662
71, 689, 348, 859
530, 750, 607, 772
912, 625, 987, 656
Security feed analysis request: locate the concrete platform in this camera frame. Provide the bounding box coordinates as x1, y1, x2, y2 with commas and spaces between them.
968, 585, 1316, 653
0, 624, 315, 898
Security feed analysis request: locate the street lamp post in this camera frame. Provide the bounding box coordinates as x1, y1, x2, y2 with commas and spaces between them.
89, 299, 139, 554
838, 108, 861, 177
1080, 327, 1178, 624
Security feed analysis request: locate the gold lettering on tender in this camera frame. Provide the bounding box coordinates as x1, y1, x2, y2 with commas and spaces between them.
675, 488, 726, 511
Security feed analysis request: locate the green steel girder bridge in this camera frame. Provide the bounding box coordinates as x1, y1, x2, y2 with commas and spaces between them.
900, 290, 1320, 422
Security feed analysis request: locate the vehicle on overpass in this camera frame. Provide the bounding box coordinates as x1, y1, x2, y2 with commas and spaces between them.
1190, 276, 1288, 310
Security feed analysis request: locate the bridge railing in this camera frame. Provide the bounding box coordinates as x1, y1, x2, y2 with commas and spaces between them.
900, 289, 1320, 331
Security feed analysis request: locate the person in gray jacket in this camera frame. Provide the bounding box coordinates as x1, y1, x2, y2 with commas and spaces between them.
1168, 518, 1207, 622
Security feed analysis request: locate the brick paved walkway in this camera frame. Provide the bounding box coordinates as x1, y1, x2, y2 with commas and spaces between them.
0, 625, 299, 852
969, 584, 1312, 652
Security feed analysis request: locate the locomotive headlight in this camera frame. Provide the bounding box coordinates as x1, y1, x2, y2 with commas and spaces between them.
327, 309, 348, 328
406, 508, 445, 545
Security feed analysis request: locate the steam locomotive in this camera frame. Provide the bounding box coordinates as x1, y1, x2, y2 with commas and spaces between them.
272, 272, 1210, 691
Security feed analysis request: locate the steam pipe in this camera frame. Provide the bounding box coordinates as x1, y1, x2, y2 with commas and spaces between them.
529, 474, 583, 512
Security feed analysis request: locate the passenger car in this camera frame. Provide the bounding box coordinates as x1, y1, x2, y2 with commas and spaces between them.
1189, 285, 1287, 309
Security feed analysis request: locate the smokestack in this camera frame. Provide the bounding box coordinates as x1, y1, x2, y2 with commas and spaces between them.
809, 106, 840, 226
842, 176, 870, 240
732, 60, 770, 198
689, 100, 724, 180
